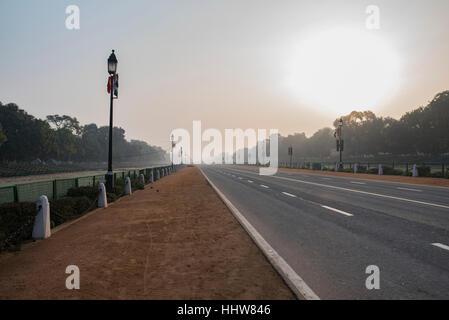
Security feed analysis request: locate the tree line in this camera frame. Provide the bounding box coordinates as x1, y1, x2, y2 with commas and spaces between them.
278, 90, 449, 162
0, 102, 168, 165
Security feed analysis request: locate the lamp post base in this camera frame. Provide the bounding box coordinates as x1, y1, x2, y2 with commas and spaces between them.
105, 171, 114, 193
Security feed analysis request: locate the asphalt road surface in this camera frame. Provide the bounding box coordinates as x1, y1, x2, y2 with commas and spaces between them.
200, 165, 449, 299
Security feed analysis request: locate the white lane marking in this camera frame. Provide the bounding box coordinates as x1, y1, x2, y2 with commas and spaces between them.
260, 185, 269, 188
247, 180, 254, 183
282, 192, 297, 198
397, 187, 422, 192
238, 177, 243, 180
350, 181, 366, 185
320, 205, 354, 217
322, 178, 332, 180
266, 175, 449, 210
431, 243, 449, 251
225, 167, 449, 209
199, 168, 320, 300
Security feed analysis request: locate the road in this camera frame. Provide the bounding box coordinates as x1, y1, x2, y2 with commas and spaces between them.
200, 165, 449, 299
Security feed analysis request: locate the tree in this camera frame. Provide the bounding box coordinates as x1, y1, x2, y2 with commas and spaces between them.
0, 123, 7, 148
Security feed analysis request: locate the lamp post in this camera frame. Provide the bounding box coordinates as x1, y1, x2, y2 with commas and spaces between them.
106, 50, 118, 192
170, 134, 174, 169
338, 118, 343, 170
180, 147, 183, 165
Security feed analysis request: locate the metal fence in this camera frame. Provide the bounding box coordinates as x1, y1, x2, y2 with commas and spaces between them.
0, 165, 173, 204
278, 161, 449, 178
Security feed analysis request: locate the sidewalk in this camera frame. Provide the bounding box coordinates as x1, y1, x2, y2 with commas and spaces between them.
0, 166, 294, 300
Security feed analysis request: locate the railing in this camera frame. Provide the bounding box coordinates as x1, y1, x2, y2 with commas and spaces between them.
277, 161, 449, 178
0, 165, 173, 204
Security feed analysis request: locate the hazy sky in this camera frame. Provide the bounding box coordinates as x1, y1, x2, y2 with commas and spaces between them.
1, 0, 449, 151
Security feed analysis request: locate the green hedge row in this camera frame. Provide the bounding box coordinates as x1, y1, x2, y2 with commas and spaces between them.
0, 166, 177, 251
0, 195, 96, 251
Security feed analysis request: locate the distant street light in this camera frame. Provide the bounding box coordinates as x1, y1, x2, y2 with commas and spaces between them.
338, 118, 344, 170
170, 134, 174, 169
106, 50, 118, 192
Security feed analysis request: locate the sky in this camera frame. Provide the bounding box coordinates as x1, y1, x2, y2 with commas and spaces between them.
1, 0, 449, 151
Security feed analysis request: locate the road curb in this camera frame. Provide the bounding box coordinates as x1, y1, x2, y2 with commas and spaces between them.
199, 166, 320, 300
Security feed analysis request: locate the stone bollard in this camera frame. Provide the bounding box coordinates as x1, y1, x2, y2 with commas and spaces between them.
125, 177, 132, 195
32, 196, 51, 239
140, 173, 145, 184
98, 183, 108, 208
412, 164, 419, 177
149, 170, 154, 183
156, 169, 160, 180
378, 164, 383, 175
354, 163, 358, 174
335, 162, 339, 172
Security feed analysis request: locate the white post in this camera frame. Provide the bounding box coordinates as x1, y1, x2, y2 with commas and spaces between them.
149, 170, 154, 183
156, 169, 160, 180
140, 173, 145, 184
125, 177, 132, 195
354, 163, 358, 174
335, 162, 339, 172
98, 183, 108, 208
310, 162, 313, 170
412, 164, 419, 177
321, 163, 324, 171
378, 164, 383, 175
32, 196, 51, 239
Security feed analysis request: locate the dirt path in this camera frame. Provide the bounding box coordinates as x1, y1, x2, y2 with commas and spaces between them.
0, 166, 294, 300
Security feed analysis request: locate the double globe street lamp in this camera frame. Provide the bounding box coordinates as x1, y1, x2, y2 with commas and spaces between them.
106, 50, 118, 192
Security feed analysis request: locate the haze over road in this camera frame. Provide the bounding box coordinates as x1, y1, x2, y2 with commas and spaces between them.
201, 165, 449, 299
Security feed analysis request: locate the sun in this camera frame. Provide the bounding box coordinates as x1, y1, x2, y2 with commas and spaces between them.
284, 27, 401, 115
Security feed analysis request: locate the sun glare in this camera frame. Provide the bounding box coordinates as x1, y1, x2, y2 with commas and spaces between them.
284, 28, 401, 115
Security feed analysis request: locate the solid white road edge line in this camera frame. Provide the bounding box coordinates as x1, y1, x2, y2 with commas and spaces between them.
282, 192, 297, 198
320, 205, 354, 217
431, 243, 449, 251
199, 167, 320, 300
